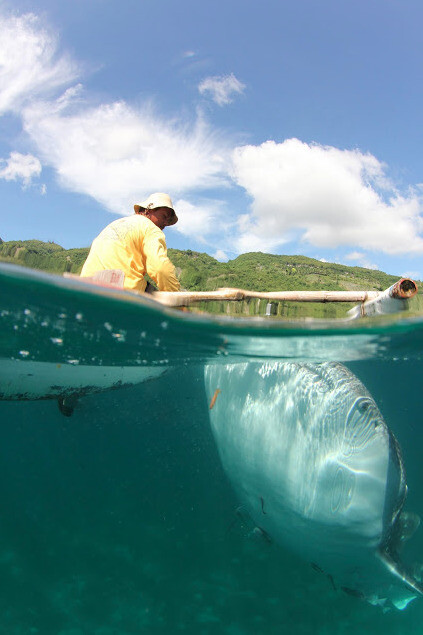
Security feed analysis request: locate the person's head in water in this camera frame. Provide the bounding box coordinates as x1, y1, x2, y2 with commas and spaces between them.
134, 193, 178, 231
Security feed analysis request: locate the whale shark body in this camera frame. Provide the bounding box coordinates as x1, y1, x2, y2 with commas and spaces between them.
205, 361, 422, 610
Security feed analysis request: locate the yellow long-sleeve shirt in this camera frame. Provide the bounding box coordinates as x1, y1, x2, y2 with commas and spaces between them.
80, 215, 180, 292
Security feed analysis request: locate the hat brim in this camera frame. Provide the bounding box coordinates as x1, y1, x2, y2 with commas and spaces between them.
134, 204, 178, 225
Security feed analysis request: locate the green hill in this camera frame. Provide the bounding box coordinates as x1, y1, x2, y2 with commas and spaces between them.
0, 239, 419, 294
167, 249, 407, 293
0, 240, 88, 274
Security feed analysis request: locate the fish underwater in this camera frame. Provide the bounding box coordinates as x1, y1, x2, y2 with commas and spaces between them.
204, 361, 423, 611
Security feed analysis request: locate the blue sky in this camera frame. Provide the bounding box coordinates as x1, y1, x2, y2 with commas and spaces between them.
0, 0, 422, 279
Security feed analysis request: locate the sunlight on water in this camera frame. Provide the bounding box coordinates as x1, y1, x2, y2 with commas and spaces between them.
0, 264, 423, 633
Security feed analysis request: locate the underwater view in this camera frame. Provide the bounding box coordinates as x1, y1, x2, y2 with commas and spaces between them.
1, 264, 423, 634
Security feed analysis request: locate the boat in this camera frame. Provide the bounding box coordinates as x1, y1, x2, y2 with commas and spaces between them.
0, 262, 419, 408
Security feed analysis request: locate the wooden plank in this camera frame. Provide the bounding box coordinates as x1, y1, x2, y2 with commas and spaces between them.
152, 288, 381, 307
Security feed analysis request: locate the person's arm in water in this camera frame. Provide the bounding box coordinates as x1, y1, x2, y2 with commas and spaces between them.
143, 223, 180, 292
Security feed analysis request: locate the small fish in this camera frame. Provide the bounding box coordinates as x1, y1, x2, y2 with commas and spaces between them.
260, 496, 267, 514
341, 586, 365, 599
209, 389, 221, 410
252, 526, 272, 544
328, 574, 337, 591
311, 562, 324, 574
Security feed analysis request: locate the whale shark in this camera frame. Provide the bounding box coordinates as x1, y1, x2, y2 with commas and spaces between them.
205, 361, 423, 610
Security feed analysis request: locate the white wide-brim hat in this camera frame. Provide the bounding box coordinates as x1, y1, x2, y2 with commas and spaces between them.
134, 193, 178, 225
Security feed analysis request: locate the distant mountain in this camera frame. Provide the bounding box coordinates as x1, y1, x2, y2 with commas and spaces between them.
0, 239, 418, 295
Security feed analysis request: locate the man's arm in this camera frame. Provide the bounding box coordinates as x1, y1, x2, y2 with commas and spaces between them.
143, 226, 180, 292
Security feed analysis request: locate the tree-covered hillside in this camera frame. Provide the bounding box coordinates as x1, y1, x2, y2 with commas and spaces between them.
0, 239, 418, 294
0, 240, 88, 274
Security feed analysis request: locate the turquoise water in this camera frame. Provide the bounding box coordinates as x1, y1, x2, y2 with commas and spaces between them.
1, 264, 423, 634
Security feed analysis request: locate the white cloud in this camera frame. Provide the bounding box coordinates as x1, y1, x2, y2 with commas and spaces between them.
0, 151, 41, 186
345, 251, 379, 270
402, 270, 421, 281
22, 98, 229, 214
199, 73, 245, 106
171, 199, 221, 239
0, 11, 229, 214
231, 139, 423, 255
0, 13, 79, 115
213, 249, 229, 262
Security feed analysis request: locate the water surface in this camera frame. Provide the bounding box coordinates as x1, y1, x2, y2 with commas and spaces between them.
0, 264, 422, 634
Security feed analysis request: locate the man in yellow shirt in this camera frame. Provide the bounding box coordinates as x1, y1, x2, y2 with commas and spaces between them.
80, 193, 180, 293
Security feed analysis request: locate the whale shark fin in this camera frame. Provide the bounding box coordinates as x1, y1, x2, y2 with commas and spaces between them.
395, 512, 421, 548
377, 548, 423, 597
386, 510, 421, 558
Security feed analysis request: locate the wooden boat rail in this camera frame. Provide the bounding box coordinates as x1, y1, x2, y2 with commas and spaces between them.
64, 271, 418, 318
153, 278, 418, 311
